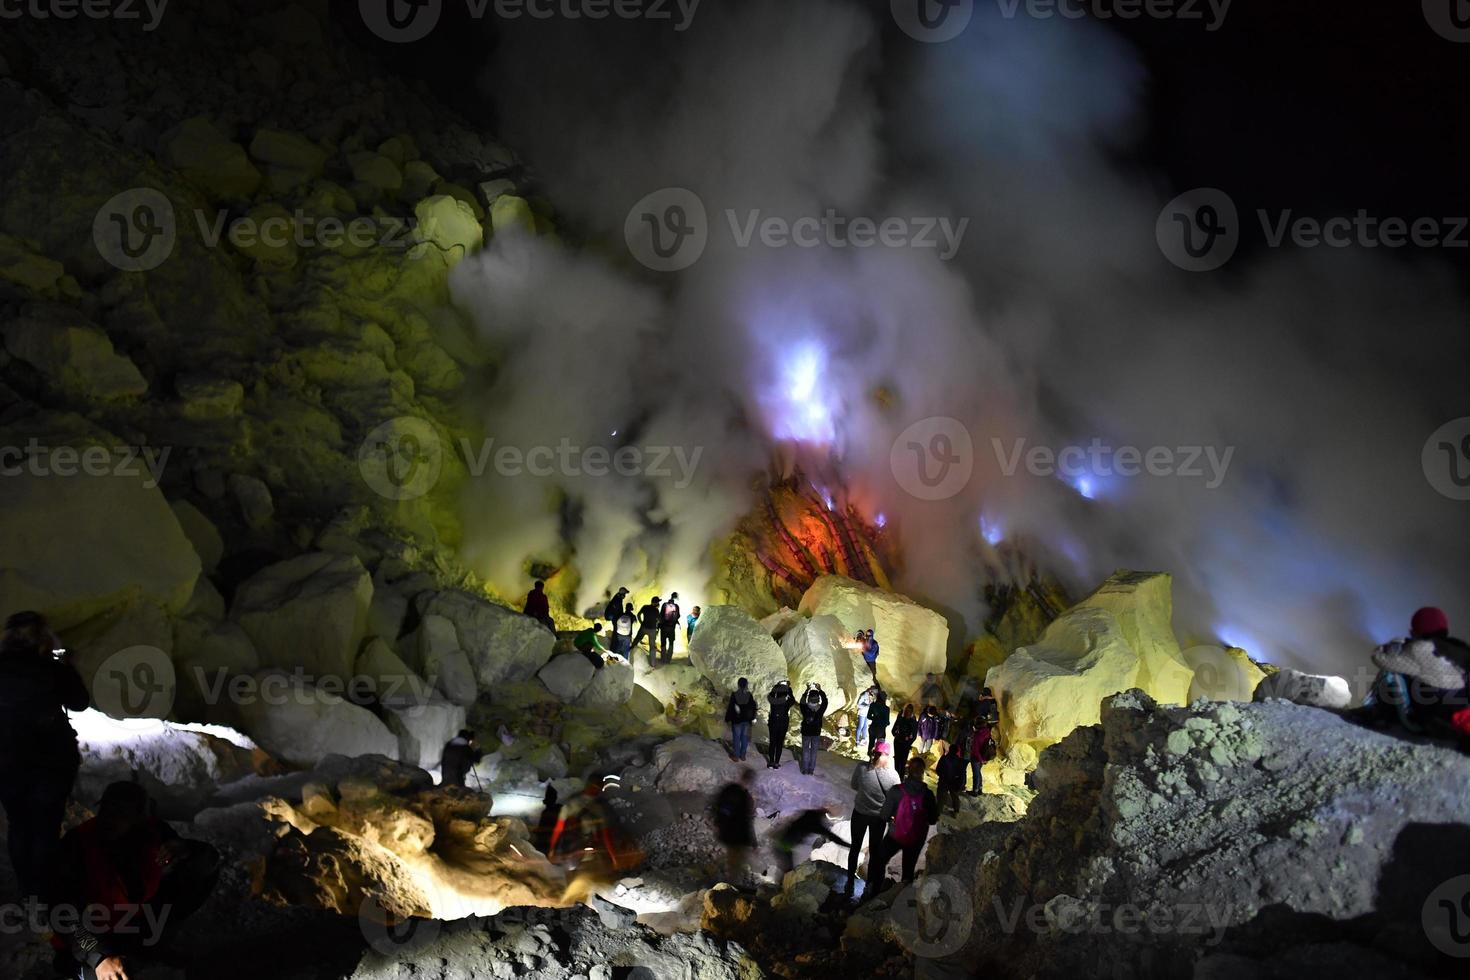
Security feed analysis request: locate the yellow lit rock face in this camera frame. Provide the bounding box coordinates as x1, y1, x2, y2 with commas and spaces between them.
986, 570, 1194, 757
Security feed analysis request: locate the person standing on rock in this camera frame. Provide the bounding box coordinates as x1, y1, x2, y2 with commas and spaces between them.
844, 741, 899, 898
871, 757, 939, 892
798, 684, 829, 774
633, 596, 661, 667
613, 603, 637, 659
711, 768, 757, 885
440, 729, 485, 788
0, 611, 89, 901
892, 704, 918, 773
658, 593, 681, 663
936, 739, 968, 815
862, 629, 880, 681
965, 712, 998, 795
766, 680, 796, 769
725, 678, 759, 762
603, 587, 629, 624
523, 580, 555, 633
854, 686, 874, 748
866, 689, 891, 757
975, 686, 1000, 726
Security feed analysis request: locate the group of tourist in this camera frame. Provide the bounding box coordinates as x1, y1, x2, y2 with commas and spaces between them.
525, 581, 703, 671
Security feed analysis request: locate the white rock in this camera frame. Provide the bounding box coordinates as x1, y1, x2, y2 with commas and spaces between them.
687, 605, 790, 699
384, 698, 466, 770
538, 653, 596, 702
356, 637, 434, 706
1253, 668, 1353, 710
760, 606, 806, 641
781, 613, 869, 712
575, 658, 635, 709
416, 590, 555, 689
798, 576, 949, 699
232, 552, 373, 682
237, 670, 398, 766
413, 194, 483, 260
169, 500, 224, 572
413, 614, 478, 706
627, 684, 666, 724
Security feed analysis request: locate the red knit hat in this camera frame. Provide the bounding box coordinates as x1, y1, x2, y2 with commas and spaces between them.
1411, 606, 1450, 639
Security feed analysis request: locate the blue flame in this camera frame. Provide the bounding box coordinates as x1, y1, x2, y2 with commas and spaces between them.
766, 340, 838, 445
980, 515, 1004, 545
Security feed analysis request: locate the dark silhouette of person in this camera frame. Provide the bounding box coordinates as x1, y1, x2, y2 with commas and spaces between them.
523, 581, 554, 632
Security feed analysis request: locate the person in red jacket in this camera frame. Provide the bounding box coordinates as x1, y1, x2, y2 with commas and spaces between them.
52, 782, 220, 980
965, 715, 998, 795
522, 580, 555, 632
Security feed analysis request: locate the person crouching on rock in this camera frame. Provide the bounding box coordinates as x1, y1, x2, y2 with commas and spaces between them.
573, 622, 610, 669
440, 730, 484, 788
844, 741, 899, 898
51, 781, 221, 980
798, 684, 828, 775
765, 681, 795, 769
711, 768, 757, 886
0, 610, 89, 902
772, 807, 849, 880
725, 678, 759, 762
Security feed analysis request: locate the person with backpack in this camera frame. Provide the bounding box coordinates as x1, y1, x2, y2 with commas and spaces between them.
844, 742, 900, 897
0, 611, 89, 901
440, 730, 485, 788
917, 704, 940, 756
936, 740, 968, 815
711, 768, 757, 885
632, 596, 661, 666
798, 684, 828, 774
687, 606, 701, 644
603, 587, 629, 625
523, 580, 555, 632
658, 593, 681, 663
891, 704, 918, 773
612, 603, 637, 659
724, 678, 759, 762
853, 686, 874, 748
965, 714, 998, 795
766, 680, 796, 769
872, 757, 939, 891
866, 689, 891, 757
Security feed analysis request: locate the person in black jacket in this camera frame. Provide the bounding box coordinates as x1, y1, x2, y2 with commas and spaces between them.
866, 690, 891, 757
797, 684, 829, 775
891, 704, 918, 773
632, 597, 661, 667
0, 611, 89, 900
711, 768, 757, 884
603, 587, 629, 625
724, 678, 759, 762
440, 730, 484, 788
765, 681, 795, 769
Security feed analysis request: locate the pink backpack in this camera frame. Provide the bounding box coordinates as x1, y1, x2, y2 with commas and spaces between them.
891, 786, 928, 847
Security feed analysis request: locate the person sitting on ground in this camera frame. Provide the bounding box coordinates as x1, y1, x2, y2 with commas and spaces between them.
772, 807, 850, 879
725, 678, 759, 762
844, 741, 899, 897
935, 739, 968, 815
0, 610, 89, 901
892, 704, 918, 773
866, 689, 891, 757
766, 680, 796, 769
711, 768, 757, 885
52, 782, 221, 980
573, 622, 610, 668
871, 757, 939, 894
440, 730, 484, 788
633, 596, 661, 666
798, 683, 829, 775
686, 606, 701, 643
1363, 622, 1469, 739
603, 587, 629, 625
523, 580, 555, 632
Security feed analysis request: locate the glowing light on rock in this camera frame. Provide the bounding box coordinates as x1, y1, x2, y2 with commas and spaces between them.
875, 512, 887, 528
765, 340, 838, 445
980, 515, 1004, 546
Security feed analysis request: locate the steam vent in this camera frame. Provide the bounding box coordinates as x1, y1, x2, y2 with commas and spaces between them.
1, 2, 1469, 978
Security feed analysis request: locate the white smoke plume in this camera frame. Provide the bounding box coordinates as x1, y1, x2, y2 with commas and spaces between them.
449, 0, 1470, 673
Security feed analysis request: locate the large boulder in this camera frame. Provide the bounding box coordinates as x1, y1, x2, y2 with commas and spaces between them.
356, 637, 435, 707
161, 115, 261, 200
930, 691, 1470, 978
575, 658, 635, 709
984, 571, 1194, 756
538, 653, 595, 702
797, 576, 948, 699
0, 471, 201, 629
412, 614, 478, 706
236, 670, 398, 766
384, 698, 466, 771
1253, 668, 1353, 710
416, 590, 556, 689
65, 600, 177, 719
231, 552, 373, 683
3, 303, 148, 400
780, 613, 869, 713
688, 605, 790, 699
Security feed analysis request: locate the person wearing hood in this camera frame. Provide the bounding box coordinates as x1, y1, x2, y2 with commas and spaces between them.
523, 580, 555, 632
766, 680, 796, 769
843, 741, 900, 897
871, 757, 940, 892
1362, 607, 1469, 738
798, 684, 829, 775
440, 730, 484, 788
725, 678, 759, 762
